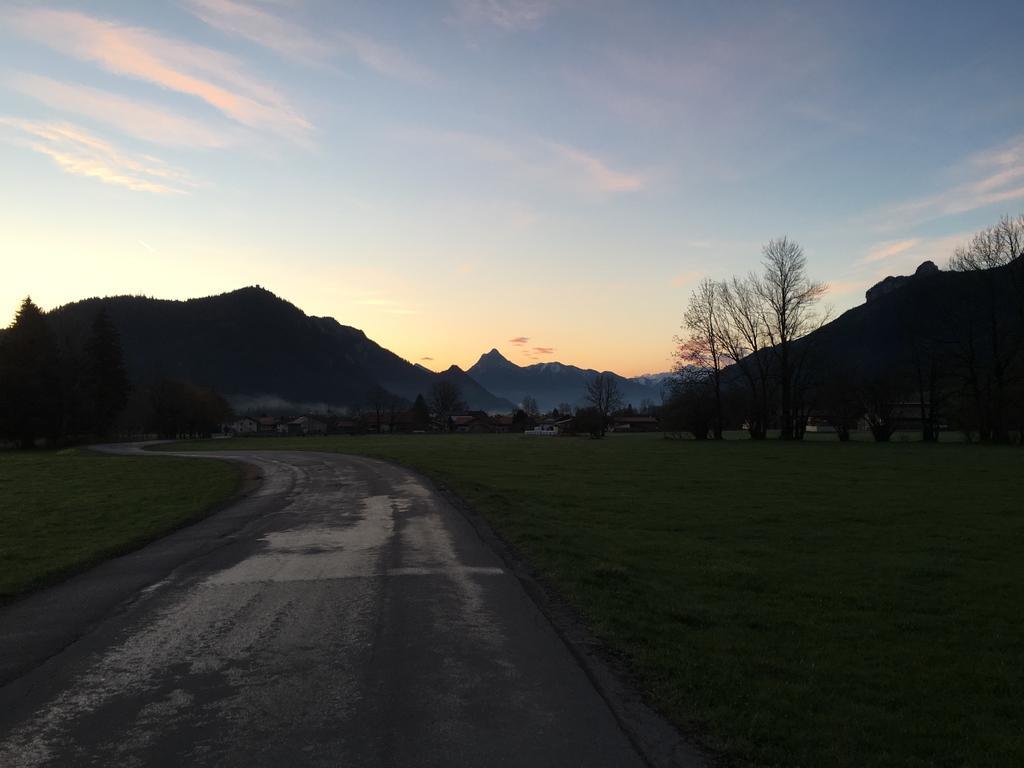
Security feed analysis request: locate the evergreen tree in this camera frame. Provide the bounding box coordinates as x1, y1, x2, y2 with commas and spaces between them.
0, 297, 62, 447
411, 393, 431, 431
84, 308, 130, 437
57, 334, 87, 440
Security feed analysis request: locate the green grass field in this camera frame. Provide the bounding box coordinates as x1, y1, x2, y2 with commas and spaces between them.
0, 449, 240, 599
161, 433, 1024, 767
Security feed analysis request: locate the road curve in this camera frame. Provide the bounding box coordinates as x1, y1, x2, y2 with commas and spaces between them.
0, 444, 650, 767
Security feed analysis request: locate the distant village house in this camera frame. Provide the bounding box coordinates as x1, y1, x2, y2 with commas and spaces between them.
610, 415, 660, 433
288, 415, 327, 436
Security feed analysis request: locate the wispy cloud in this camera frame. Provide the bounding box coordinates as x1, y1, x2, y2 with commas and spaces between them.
522, 343, 556, 360
420, 356, 434, 361
184, 0, 437, 84
5, 8, 311, 141
876, 135, 1024, 229
823, 232, 974, 307
862, 238, 920, 264
569, 13, 827, 110
450, 0, 557, 30
508, 336, 530, 345
824, 279, 869, 299
337, 31, 438, 85
183, 0, 333, 64
862, 233, 972, 276
5, 72, 233, 148
547, 142, 646, 194
398, 127, 646, 198
0, 118, 195, 194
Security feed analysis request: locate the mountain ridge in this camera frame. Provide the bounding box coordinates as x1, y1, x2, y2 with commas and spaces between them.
466, 348, 664, 411
44, 287, 514, 413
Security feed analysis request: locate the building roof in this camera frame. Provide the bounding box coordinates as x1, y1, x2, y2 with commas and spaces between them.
290, 415, 326, 425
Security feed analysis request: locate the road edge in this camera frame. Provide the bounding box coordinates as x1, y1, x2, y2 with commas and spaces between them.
0, 450, 266, 687
377, 458, 714, 768
0, 450, 259, 607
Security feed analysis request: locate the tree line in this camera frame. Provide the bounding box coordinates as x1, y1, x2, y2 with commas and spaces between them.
359, 380, 465, 432
668, 214, 1024, 444
362, 374, 626, 436
0, 298, 231, 447
0, 299, 129, 448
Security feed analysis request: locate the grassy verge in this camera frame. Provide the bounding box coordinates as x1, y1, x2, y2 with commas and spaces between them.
0, 448, 241, 599
160, 434, 1024, 766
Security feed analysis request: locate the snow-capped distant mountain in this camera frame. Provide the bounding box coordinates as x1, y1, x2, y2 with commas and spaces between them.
467, 349, 664, 411
630, 371, 674, 387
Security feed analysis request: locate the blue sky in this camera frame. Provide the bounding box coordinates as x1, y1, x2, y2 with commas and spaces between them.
2, 0, 1022, 375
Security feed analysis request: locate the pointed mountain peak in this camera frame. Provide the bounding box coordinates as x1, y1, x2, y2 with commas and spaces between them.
471, 347, 516, 371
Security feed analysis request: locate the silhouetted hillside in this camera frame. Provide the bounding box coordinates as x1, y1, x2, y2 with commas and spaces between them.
713, 256, 1024, 404
45, 287, 514, 413
467, 349, 663, 411
791, 258, 1022, 374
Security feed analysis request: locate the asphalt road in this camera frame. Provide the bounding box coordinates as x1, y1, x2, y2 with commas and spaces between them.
0, 445, 654, 767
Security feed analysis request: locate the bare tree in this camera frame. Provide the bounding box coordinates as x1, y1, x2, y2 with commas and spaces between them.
755, 237, 827, 439
584, 373, 622, 437
861, 374, 900, 442
429, 380, 464, 432
946, 214, 1024, 443
897, 288, 945, 442
520, 394, 540, 419
677, 277, 726, 439
366, 384, 388, 433
719, 275, 771, 439
949, 214, 1023, 271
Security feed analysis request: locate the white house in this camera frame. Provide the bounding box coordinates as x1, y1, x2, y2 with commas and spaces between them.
525, 418, 574, 436
229, 416, 258, 435
288, 415, 327, 436
525, 424, 559, 436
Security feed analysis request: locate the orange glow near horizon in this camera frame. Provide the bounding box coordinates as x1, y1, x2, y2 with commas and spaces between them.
4, 2, 1016, 381
0, 233, 684, 377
